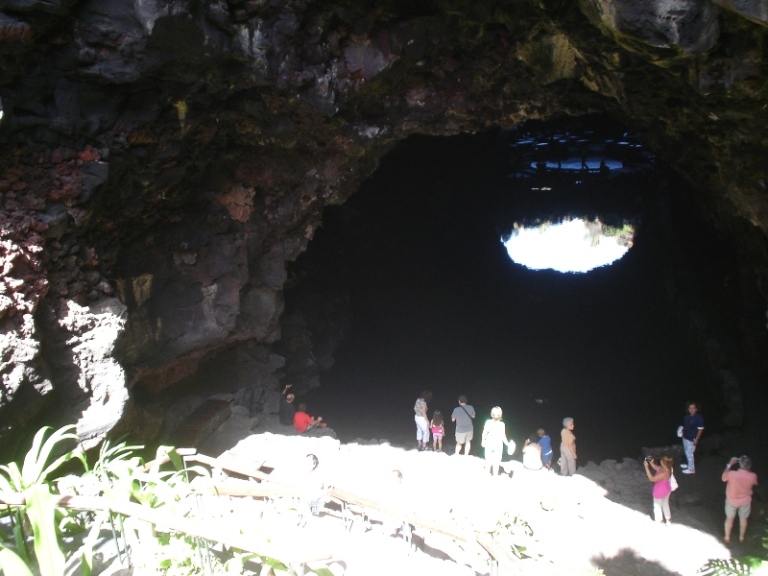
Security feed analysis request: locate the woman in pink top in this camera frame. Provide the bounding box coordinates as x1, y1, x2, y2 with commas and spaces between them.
643, 456, 673, 524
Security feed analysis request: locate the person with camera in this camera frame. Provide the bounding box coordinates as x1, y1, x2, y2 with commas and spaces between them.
279, 383, 297, 426
722, 456, 758, 544
643, 455, 674, 525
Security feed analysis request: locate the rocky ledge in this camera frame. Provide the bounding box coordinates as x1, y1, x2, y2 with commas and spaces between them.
166, 410, 766, 576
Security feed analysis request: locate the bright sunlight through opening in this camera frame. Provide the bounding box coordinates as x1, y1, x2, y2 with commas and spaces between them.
502, 218, 635, 273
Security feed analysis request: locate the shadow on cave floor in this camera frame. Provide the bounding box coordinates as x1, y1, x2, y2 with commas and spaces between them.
592, 549, 679, 576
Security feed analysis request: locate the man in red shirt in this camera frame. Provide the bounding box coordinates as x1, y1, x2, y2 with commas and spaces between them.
722, 455, 758, 544
293, 403, 324, 433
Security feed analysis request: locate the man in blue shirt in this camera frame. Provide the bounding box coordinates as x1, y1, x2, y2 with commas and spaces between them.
681, 401, 704, 474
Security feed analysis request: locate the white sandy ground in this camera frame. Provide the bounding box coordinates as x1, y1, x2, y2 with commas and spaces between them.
180, 411, 738, 576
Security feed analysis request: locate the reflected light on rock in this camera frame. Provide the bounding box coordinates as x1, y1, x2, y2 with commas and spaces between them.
502, 218, 634, 273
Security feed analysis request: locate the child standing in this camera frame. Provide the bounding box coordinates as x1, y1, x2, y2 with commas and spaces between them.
537, 428, 553, 469
431, 411, 445, 452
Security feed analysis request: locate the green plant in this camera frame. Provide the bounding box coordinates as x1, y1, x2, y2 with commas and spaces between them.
56, 435, 146, 575
222, 550, 260, 574
699, 557, 765, 575
490, 511, 535, 559
0, 425, 81, 576
700, 521, 768, 575
86, 443, 210, 575
154, 531, 216, 575
0, 546, 33, 576
0, 425, 81, 491
0, 426, 334, 576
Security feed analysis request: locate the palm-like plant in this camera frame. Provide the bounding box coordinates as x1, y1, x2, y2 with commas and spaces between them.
0, 424, 82, 493
0, 427, 275, 575
700, 525, 768, 575
56, 435, 145, 575
0, 424, 82, 576
699, 557, 765, 575
68, 441, 212, 574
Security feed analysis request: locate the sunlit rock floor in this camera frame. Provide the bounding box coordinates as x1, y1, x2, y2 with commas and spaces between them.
181, 411, 752, 576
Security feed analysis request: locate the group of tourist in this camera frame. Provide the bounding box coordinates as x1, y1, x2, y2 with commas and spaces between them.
414, 391, 479, 455
639, 400, 706, 527
275, 385, 758, 546
413, 390, 476, 456
413, 390, 573, 476
413, 392, 759, 545
650, 401, 758, 544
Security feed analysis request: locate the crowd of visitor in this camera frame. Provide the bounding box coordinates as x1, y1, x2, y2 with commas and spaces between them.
273, 384, 758, 546
407, 391, 758, 544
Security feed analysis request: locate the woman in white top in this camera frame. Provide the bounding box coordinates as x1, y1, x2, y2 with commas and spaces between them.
523, 433, 543, 471
481, 406, 515, 476
413, 390, 432, 451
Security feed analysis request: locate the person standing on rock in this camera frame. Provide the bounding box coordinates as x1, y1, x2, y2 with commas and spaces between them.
643, 456, 673, 525
279, 384, 296, 426
414, 390, 432, 451
681, 400, 704, 474
722, 456, 758, 544
303, 454, 326, 516
537, 428, 553, 469
451, 395, 476, 455
430, 410, 445, 452
481, 406, 514, 476
559, 417, 577, 476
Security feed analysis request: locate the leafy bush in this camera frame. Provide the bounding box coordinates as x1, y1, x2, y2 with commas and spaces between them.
700, 523, 768, 575
0, 426, 320, 575
491, 511, 534, 559
0, 425, 81, 576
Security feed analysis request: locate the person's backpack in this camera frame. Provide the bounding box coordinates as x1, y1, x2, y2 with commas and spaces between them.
670, 471, 679, 492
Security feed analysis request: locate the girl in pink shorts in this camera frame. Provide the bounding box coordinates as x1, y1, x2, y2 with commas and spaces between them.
431, 411, 445, 452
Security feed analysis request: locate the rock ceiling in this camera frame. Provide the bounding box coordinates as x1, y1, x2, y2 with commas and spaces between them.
0, 0, 767, 451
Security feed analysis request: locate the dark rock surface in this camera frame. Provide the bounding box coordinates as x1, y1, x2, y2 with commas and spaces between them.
0, 0, 767, 452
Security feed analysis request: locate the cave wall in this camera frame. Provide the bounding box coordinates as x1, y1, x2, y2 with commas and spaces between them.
0, 0, 767, 451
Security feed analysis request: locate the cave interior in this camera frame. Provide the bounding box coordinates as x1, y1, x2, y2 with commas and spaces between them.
188, 115, 766, 463
2, 0, 768, 471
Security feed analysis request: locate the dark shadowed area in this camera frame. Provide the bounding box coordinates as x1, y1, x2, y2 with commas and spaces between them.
294, 123, 744, 463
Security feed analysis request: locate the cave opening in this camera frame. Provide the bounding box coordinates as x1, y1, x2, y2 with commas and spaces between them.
285, 115, 745, 463
501, 216, 634, 274
499, 118, 639, 274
